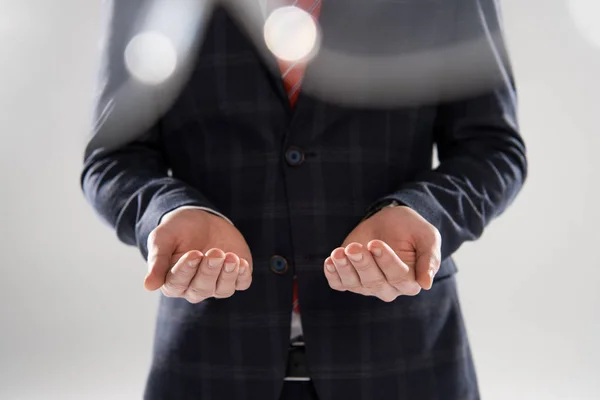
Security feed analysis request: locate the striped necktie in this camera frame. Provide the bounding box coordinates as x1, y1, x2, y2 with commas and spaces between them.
277, 0, 322, 108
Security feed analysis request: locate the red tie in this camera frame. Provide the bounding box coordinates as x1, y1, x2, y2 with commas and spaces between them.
276, 0, 322, 314
277, 0, 322, 108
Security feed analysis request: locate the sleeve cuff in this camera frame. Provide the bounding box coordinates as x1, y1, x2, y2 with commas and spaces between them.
371, 185, 457, 258
383, 188, 442, 228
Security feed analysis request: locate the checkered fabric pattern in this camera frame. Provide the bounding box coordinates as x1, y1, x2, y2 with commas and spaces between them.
82, 1, 526, 399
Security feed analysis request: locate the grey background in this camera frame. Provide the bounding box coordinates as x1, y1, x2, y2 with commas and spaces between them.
1, 0, 599, 398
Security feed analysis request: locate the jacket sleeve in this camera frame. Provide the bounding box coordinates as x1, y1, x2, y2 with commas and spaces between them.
81, 0, 220, 259
365, 0, 527, 259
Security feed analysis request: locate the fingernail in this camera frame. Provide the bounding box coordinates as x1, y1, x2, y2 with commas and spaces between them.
346, 252, 363, 262
335, 257, 347, 266
208, 257, 224, 268
428, 269, 435, 279
371, 247, 382, 257
187, 259, 201, 268
224, 262, 236, 273
239, 265, 247, 275
326, 263, 336, 273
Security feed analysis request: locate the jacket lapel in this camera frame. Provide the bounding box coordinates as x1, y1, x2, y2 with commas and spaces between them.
222, 0, 291, 111
289, 0, 347, 140
222, 0, 346, 135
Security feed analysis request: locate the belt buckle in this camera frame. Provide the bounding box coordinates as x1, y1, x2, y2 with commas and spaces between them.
284, 342, 311, 381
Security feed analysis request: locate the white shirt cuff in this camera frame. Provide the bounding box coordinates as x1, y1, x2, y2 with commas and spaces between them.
160, 206, 234, 226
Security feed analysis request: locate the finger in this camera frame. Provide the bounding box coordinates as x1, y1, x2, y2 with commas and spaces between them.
185, 248, 225, 303
345, 243, 398, 301
331, 247, 361, 290
367, 240, 412, 287
324, 257, 345, 291
161, 250, 203, 297
235, 258, 252, 291
414, 229, 442, 290
214, 252, 240, 298
344, 243, 385, 287
144, 227, 176, 291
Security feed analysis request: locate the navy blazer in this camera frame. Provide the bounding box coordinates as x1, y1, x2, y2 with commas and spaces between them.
82, 1, 527, 399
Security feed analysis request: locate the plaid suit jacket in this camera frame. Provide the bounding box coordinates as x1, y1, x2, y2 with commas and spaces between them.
82, 1, 527, 399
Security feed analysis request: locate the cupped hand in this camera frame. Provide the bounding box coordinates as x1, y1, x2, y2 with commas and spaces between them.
324, 205, 441, 302
144, 208, 253, 303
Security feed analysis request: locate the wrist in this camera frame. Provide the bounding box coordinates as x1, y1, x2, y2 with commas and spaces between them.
362, 199, 401, 221
161, 206, 234, 226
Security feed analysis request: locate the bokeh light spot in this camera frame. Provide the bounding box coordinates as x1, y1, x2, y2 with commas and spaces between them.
125, 31, 178, 85
263, 6, 320, 62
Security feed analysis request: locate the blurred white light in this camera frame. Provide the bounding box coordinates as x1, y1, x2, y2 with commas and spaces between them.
263, 6, 320, 62
569, 0, 600, 48
125, 31, 178, 85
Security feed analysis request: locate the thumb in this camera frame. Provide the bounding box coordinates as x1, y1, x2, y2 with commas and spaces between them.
144, 227, 176, 291
414, 229, 442, 290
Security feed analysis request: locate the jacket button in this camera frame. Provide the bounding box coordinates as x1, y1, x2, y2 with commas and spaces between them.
285, 147, 305, 166
270, 255, 289, 275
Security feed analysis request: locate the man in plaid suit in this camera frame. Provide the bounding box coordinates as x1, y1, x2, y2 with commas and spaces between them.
82, 0, 527, 398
